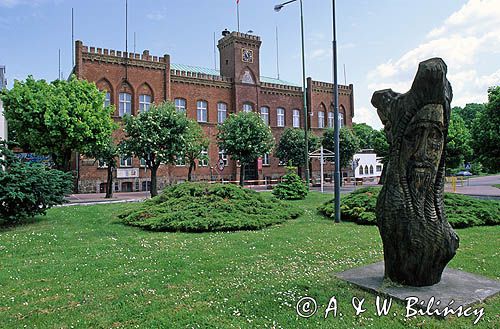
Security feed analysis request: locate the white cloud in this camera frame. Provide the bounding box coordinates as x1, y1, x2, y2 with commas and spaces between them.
365, 0, 500, 121
146, 11, 166, 21
353, 106, 383, 130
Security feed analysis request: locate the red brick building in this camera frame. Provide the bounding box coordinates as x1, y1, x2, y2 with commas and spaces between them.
74, 31, 354, 193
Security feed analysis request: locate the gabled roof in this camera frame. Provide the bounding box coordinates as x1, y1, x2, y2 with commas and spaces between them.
170, 63, 299, 87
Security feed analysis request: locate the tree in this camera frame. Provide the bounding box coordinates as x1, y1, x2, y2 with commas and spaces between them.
121, 102, 189, 196
352, 123, 376, 149
0, 141, 73, 224
453, 103, 485, 129
471, 86, 500, 173
372, 129, 389, 162
87, 139, 119, 198
1, 76, 115, 172
446, 111, 472, 169
184, 120, 209, 182
275, 128, 319, 177
322, 127, 360, 172
217, 112, 274, 186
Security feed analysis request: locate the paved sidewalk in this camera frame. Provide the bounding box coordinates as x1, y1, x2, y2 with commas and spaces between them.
64, 175, 500, 206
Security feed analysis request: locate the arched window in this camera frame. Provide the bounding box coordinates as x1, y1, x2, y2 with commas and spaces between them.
339, 105, 346, 127
260, 106, 269, 125
293, 109, 300, 128
118, 81, 133, 117
175, 98, 186, 114
197, 100, 208, 122
370, 165, 374, 174
328, 111, 334, 128
242, 102, 253, 112
318, 111, 325, 128
365, 165, 369, 174
277, 107, 285, 127
217, 102, 227, 123
359, 166, 364, 175
138, 83, 153, 112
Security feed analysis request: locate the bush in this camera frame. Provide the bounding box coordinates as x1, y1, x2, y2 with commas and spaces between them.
272, 166, 308, 200
318, 186, 499, 228
119, 182, 303, 232
0, 141, 73, 225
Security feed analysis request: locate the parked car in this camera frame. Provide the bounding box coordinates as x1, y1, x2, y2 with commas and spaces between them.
455, 171, 473, 176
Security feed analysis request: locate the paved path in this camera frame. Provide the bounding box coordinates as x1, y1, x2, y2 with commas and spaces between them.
63, 175, 500, 206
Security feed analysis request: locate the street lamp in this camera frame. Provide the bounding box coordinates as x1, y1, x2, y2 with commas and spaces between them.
274, 0, 310, 189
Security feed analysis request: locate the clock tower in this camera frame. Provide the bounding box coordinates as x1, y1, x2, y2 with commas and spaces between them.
218, 30, 261, 84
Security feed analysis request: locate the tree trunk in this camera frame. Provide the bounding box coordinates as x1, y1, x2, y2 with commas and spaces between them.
239, 164, 245, 186
105, 165, 113, 198
297, 166, 302, 178
188, 162, 194, 181
150, 166, 158, 197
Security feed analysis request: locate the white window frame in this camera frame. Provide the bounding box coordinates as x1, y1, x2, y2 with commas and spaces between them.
292, 109, 300, 128
119, 92, 132, 117
197, 100, 208, 122
120, 156, 132, 167
339, 112, 345, 127
318, 111, 325, 128
97, 159, 108, 168
139, 94, 151, 112
199, 148, 208, 167
104, 91, 111, 108
243, 103, 253, 113
260, 106, 269, 125
217, 102, 227, 124
218, 149, 228, 166
262, 153, 270, 166
376, 165, 382, 172
277, 108, 285, 127
328, 111, 334, 128
175, 98, 186, 114
176, 154, 186, 166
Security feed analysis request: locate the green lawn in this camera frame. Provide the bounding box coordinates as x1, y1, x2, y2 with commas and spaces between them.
0, 192, 498, 328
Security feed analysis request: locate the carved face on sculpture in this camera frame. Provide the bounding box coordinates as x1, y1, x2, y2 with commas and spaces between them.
402, 104, 445, 205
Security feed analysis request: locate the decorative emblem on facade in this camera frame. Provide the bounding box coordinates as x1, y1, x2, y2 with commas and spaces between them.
241, 70, 255, 84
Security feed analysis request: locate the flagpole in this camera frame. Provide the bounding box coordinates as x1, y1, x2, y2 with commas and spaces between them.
237, 2, 240, 32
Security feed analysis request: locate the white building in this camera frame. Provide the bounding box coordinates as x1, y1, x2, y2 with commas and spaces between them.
353, 149, 383, 180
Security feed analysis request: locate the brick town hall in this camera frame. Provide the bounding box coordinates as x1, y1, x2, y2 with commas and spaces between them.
74, 30, 354, 193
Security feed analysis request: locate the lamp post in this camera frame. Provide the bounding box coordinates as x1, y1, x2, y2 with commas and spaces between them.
332, 0, 341, 223
274, 0, 310, 189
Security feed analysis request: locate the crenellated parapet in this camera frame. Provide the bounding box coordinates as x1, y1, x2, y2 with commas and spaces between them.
310, 80, 353, 96
76, 41, 169, 70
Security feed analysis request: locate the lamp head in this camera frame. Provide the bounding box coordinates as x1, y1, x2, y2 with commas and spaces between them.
274, 4, 283, 12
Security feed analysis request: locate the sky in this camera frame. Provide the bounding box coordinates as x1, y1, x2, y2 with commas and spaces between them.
0, 0, 499, 129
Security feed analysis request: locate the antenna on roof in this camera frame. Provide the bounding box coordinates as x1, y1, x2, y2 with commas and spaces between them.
343, 63, 347, 85
275, 25, 280, 80
134, 32, 136, 53
58, 48, 61, 80
213, 32, 217, 70
71, 8, 74, 68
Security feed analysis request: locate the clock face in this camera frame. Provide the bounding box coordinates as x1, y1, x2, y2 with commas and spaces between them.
242, 48, 253, 63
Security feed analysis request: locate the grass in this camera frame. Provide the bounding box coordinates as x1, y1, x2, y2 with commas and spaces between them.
493, 184, 500, 189
0, 192, 498, 328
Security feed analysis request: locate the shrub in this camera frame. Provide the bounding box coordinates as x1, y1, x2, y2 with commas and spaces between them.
119, 182, 303, 232
0, 141, 73, 225
318, 186, 499, 228
272, 166, 308, 200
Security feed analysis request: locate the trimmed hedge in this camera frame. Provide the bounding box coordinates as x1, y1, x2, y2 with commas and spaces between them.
119, 182, 303, 232
272, 166, 308, 200
318, 187, 499, 228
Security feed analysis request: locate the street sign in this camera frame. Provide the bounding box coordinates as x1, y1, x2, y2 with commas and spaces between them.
218, 159, 225, 171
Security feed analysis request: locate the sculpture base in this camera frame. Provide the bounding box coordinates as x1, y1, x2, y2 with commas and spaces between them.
336, 261, 500, 315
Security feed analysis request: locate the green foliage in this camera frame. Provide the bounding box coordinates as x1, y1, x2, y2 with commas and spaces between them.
217, 111, 274, 184
322, 127, 360, 168
183, 120, 209, 181
471, 86, 500, 173
119, 182, 302, 232
275, 128, 319, 168
352, 123, 389, 163
1, 76, 116, 171
217, 111, 274, 165
121, 101, 189, 196
453, 103, 485, 129
446, 110, 473, 169
272, 166, 308, 200
0, 141, 73, 224
87, 139, 119, 198
318, 186, 500, 228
